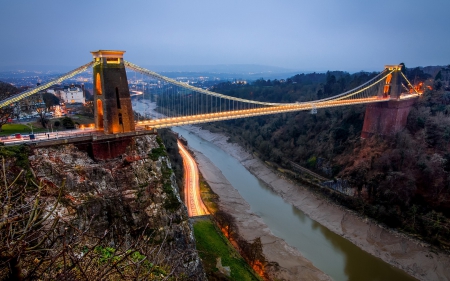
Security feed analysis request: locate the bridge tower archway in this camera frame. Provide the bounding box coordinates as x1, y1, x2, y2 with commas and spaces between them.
377, 64, 404, 99
91, 50, 135, 134
96, 99, 104, 129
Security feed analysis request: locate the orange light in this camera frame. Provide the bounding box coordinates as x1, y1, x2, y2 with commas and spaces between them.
385, 73, 392, 85
252, 260, 266, 279
96, 73, 102, 95
97, 100, 103, 115
106, 58, 120, 64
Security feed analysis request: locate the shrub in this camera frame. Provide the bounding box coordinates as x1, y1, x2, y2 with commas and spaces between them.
60, 116, 75, 129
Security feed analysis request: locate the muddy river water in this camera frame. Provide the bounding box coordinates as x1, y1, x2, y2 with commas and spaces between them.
173, 126, 416, 281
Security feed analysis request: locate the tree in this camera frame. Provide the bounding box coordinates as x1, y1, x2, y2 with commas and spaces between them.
36, 109, 49, 128
61, 116, 75, 129
80, 101, 94, 117
214, 210, 237, 239
0, 155, 64, 280
435, 70, 442, 81
0, 82, 18, 131
18, 93, 50, 128
0, 156, 187, 280
399, 62, 406, 74
42, 92, 60, 110
237, 237, 266, 276
247, 237, 264, 266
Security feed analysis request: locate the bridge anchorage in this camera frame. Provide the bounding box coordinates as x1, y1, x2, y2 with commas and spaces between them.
0, 51, 422, 154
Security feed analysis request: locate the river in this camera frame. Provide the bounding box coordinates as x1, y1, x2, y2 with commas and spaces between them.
172, 126, 416, 281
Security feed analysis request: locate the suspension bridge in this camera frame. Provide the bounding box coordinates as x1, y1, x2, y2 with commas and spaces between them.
0, 50, 421, 140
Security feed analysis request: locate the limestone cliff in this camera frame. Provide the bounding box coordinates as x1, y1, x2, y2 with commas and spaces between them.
28, 134, 206, 280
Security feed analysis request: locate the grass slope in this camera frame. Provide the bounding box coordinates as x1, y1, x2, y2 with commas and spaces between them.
193, 220, 261, 281
0, 124, 47, 136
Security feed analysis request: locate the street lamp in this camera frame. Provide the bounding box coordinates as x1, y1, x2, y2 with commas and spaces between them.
24, 123, 34, 134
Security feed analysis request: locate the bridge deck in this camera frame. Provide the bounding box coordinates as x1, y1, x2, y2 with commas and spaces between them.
2, 128, 157, 147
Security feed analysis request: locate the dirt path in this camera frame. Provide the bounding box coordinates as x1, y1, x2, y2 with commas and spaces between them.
183, 125, 450, 281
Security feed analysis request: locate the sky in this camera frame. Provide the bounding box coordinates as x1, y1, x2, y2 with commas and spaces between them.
1, 0, 449, 73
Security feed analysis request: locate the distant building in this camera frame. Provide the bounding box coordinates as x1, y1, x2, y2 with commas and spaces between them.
233, 80, 247, 85
59, 84, 86, 104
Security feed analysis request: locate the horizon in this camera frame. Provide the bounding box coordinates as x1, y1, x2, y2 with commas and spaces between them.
1, 1, 449, 73
0, 62, 441, 76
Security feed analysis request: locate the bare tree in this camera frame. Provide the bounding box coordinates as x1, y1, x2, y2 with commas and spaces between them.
0, 158, 189, 280
19, 94, 49, 128
0, 157, 62, 280
214, 210, 237, 239
0, 82, 18, 131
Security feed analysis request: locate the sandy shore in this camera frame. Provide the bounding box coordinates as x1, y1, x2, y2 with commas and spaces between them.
183, 125, 450, 281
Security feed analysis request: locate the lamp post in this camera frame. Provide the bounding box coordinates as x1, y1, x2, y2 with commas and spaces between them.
24, 123, 34, 134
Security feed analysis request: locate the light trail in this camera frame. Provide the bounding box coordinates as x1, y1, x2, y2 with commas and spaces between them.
177, 140, 209, 217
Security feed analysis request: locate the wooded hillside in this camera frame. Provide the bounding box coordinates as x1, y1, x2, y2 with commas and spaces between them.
207, 66, 450, 249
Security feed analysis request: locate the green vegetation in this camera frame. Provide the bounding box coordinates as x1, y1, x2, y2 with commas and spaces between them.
93, 246, 167, 276
159, 129, 184, 196
0, 142, 190, 280
193, 220, 261, 281
60, 116, 75, 129
150, 135, 169, 161
160, 158, 181, 211
149, 147, 167, 161
0, 123, 47, 136
0, 145, 31, 172
199, 173, 220, 213
0, 82, 17, 129
148, 132, 181, 211
197, 67, 450, 250
70, 114, 95, 124
156, 135, 164, 147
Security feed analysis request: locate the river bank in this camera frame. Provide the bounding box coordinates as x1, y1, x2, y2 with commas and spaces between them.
192, 147, 331, 280
180, 125, 450, 281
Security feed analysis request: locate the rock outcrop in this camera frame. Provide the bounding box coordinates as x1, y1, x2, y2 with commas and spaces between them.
28, 135, 205, 280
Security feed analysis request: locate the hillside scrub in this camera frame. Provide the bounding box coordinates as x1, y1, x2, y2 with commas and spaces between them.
0, 82, 18, 130
0, 135, 205, 280
199, 67, 450, 249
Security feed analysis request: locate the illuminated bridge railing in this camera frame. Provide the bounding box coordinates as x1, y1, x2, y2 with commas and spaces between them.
135, 96, 390, 129
126, 61, 418, 130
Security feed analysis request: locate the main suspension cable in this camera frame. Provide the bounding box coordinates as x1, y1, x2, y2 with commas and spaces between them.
0, 61, 96, 109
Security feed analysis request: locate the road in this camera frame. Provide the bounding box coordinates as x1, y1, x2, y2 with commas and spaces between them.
177, 140, 209, 217
0, 128, 99, 145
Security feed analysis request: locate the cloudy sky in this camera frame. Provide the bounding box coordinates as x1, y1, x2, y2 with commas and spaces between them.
1, 0, 449, 72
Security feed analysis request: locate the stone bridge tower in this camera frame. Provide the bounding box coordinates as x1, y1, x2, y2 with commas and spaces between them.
91, 50, 135, 134
361, 65, 417, 138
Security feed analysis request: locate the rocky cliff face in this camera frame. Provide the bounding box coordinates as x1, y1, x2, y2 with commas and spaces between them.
29, 134, 205, 280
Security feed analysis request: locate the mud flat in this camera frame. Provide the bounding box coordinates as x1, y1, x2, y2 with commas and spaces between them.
182, 125, 450, 281
192, 148, 331, 281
